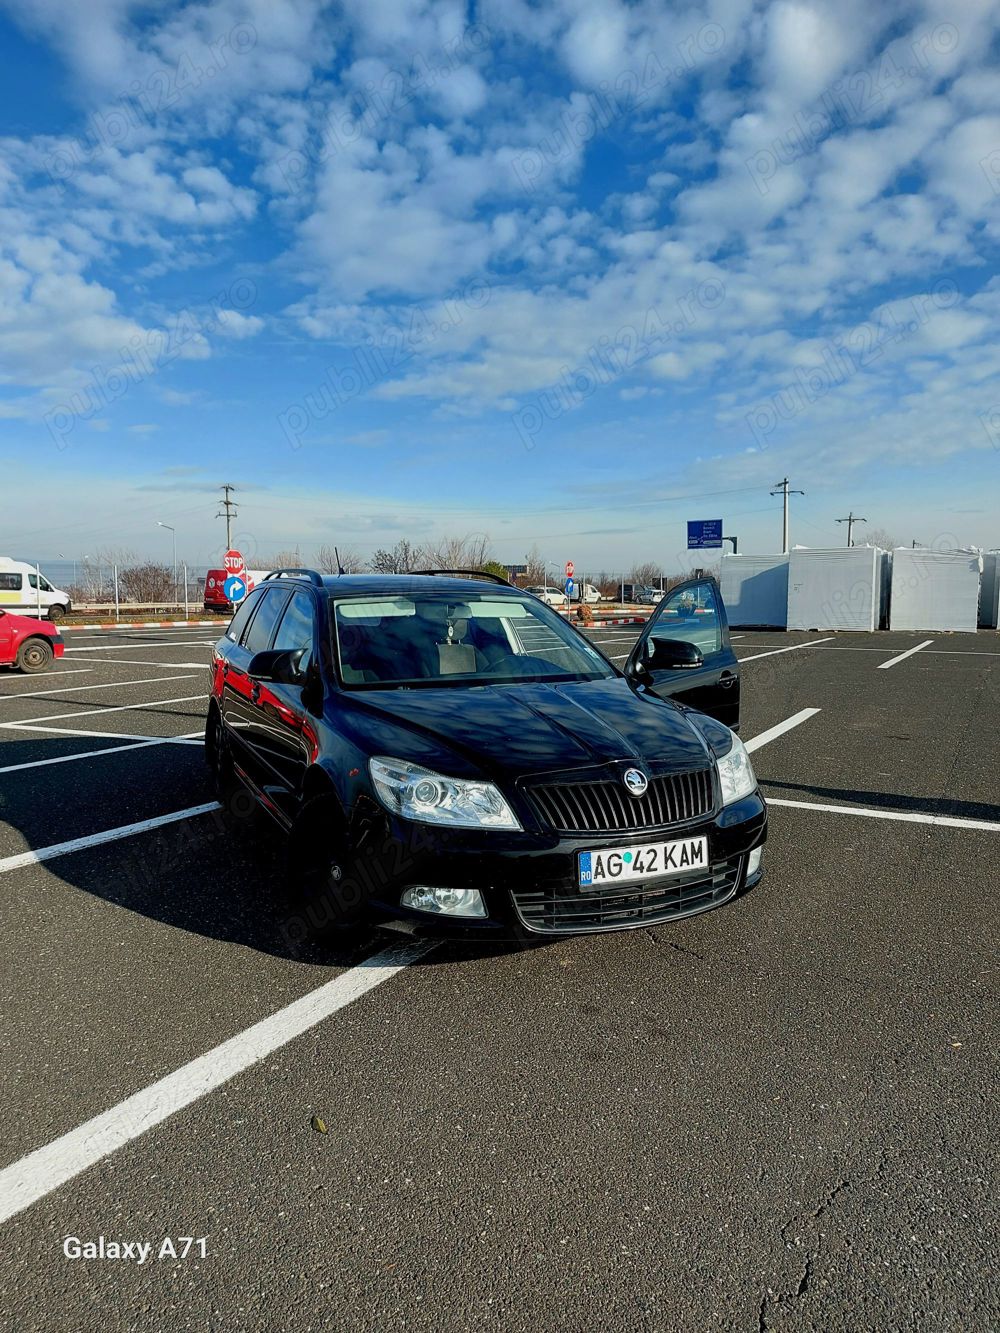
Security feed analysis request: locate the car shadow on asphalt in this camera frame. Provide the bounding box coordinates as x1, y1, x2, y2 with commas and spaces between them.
0, 735, 541, 968
760, 779, 1000, 823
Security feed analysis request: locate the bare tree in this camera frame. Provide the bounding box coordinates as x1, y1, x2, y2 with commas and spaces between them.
118, 563, 174, 602
866, 528, 898, 550
316, 544, 364, 573
524, 544, 546, 585
422, 533, 493, 569
369, 539, 423, 574
265, 550, 302, 569
628, 561, 664, 588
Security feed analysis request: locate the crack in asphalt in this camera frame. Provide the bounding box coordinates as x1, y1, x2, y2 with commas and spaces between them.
757, 1180, 850, 1331
641, 930, 706, 959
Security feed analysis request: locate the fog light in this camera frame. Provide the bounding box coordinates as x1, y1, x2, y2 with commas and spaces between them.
747, 846, 763, 875
400, 886, 487, 919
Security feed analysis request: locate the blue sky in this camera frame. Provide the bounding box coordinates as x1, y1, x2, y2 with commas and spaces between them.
1, 0, 998, 575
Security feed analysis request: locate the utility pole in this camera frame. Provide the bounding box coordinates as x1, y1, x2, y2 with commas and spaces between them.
770, 478, 804, 553
157, 521, 177, 605
217, 484, 238, 549
835, 512, 867, 547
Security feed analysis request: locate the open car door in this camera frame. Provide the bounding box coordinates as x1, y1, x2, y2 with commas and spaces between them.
624, 576, 740, 730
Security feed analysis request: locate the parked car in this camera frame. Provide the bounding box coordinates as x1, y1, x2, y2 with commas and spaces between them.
635, 585, 664, 604
206, 569, 765, 940
525, 584, 569, 607
0, 558, 72, 621
0, 609, 65, 673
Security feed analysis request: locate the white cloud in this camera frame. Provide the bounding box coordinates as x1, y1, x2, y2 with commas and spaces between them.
214, 309, 265, 338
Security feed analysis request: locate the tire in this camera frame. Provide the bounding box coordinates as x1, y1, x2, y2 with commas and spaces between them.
286, 792, 363, 929
16, 637, 54, 674
46, 605, 66, 623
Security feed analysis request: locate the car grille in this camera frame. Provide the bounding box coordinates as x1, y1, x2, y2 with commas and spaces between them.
528, 767, 715, 834
512, 857, 742, 934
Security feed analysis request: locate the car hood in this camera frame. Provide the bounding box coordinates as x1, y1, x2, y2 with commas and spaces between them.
340, 677, 713, 781
4, 612, 58, 636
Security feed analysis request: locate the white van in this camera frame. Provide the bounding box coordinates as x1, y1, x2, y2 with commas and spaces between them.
0, 559, 72, 621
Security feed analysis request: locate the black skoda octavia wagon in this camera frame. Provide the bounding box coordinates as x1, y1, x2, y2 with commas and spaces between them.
206, 569, 766, 938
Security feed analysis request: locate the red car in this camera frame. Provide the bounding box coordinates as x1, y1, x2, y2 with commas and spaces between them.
0, 610, 65, 673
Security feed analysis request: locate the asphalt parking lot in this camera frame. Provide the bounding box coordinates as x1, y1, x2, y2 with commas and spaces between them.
0, 622, 997, 1332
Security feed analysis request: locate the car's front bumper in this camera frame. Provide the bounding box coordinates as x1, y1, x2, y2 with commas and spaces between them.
358, 791, 767, 940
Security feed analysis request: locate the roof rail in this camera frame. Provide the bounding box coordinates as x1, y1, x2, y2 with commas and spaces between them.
411, 568, 513, 587
263, 567, 325, 588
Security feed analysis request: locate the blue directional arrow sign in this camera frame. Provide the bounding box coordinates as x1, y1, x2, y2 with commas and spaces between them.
564, 577, 575, 598
223, 574, 247, 602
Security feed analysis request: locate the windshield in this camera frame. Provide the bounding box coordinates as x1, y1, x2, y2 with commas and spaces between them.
332, 592, 614, 689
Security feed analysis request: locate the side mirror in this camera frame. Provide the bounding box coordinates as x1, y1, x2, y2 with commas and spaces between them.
246, 648, 305, 684
645, 637, 704, 671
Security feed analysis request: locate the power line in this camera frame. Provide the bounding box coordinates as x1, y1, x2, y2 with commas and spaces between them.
835, 512, 867, 546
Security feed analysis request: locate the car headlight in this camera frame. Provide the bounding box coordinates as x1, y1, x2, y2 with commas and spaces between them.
369, 757, 521, 830
715, 731, 757, 805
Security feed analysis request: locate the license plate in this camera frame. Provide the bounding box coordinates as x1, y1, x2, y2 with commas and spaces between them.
578, 836, 708, 888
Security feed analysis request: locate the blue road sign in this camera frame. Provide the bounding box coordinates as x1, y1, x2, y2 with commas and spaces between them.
687, 519, 723, 549
564, 577, 575, 597
223, 574, 247, 602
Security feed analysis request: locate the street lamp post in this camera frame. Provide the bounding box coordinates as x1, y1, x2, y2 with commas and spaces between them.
157, 522, 177, 608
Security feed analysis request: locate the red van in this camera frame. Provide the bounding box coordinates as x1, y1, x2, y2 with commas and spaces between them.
0, 610, 65, 673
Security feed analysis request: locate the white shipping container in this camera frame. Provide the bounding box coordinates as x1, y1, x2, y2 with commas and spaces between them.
979, 553, 999, 629
786, 546, 888, 631
719, 554, 788, 627
890, 549, 983, 633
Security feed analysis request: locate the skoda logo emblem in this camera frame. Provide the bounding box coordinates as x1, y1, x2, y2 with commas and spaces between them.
623, 768, 648, 797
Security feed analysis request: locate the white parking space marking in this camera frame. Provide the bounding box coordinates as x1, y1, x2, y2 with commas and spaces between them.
4, 724, 202, 743
0, 937, 436, 1226
0, 674, 200, 703
72, 657, 210, 668
0, 801, 221, 875
63, 640, 216, 654
738, 637, 833, 662
744, 708, 821, 753
0, 691, 202, 728
0, 734, 203, 774
877, 640, 934, 669
0, 670, 93, 691
768, 798, 1000, 833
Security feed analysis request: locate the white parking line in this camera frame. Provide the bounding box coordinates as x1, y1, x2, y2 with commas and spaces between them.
0, 669, 93, 690
0, 674, 198, 702
0, 734, 203, 774
737, 637, 833, 663
70, 657, 210, 668
0, 692, 203, 727
744, 708, 821, 753
0, 937, 435, 1226
767, 797, 1000, 832
4, 724, 203, 743
0, 801, 221, 875
63, 640, 215, 654
877, 640, 933, 669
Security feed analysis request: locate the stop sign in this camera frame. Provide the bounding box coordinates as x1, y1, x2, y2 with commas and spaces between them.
565, 560, 574, 578
224, 549, 245, 577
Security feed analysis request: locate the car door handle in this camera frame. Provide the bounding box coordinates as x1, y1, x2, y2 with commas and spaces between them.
250, 683, 261, 704
720, 672, 737, 688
